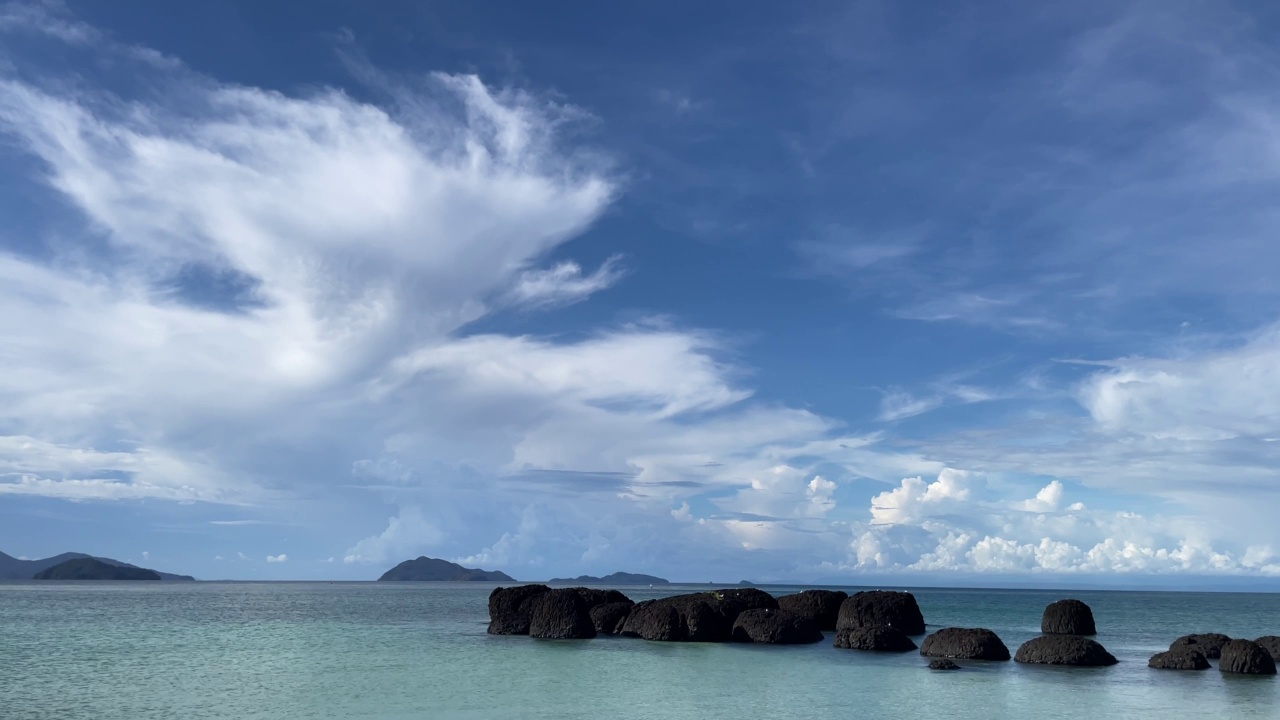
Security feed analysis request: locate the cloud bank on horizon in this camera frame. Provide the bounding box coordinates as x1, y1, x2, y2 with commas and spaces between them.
1, 1, 1279, 583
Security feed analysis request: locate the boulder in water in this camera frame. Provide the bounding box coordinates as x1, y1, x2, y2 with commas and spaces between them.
834, 625, 918, 652
1041, 599, 1097, 636
1254, 636, 1280, 660
1219, 639, 1277, 675
731, 608, 823, 644
777, 590, 848, 631
836, 591, 926, 635
928, 658, 960, 670
590, 602, 633, 635
620, 588, 778, 642
1148, 647, 1210, 670
1014, 635, 1118, 666
1169, 633, 1232, 659
920, 627, 1011, 661
487, 584, 551, 635
528, 588, 596, 639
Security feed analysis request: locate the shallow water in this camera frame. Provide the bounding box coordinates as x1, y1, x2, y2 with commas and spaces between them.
1, 582, 1278, 719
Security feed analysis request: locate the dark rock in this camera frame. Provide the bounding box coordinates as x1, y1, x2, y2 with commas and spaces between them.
1254, 636, 1280, 660
620, 588, 778, 642
1219, 639, 1278, 675
32, 558, 161, 581
1148, 647, 1210, 670
836, 591, 926, 635
1014, 635, 1118, 666
379, 556, 513, 582
528, 588, 596, 639
487, 584, 550, 635
1169, 633, 1233, 659
730, 608, 823, 644
1040, 599, 1097, 636
928, 659, 961, 670
590, 602, 634, 635
570, 588, 632, 608
777, 590, 848, 631
920, 627, 1011, 661
834, 625, 918, 652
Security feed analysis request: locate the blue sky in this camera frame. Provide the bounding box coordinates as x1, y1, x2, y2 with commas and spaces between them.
2, 0, 1280, 584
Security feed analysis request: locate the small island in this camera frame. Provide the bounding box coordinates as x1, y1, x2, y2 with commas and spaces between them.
378, 556, 514, 581
548, 572, 670, 585
33, 557, 162, 580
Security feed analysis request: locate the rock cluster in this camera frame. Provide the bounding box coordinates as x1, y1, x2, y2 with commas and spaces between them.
731, 608, 823, 644
621, 588, 778, 642
1169, 633, 1232, 659
920, 628, 1010, 661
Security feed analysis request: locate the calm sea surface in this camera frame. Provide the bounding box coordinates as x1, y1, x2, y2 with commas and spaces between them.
2, 582, 1278, 719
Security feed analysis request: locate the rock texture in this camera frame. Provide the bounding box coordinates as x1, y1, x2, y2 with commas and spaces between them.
1254, 636, 1280, 660
731, 608, 823, 644
1040, 599, 1097, 636
920, 627, 1011, 661
834, 625, 918, 652
1014, 635, 1118, 666
1169, 633, 1233, 659
620, 588, 778, 642
1219, 639, 1278, 675
590, 602, 634, 635
777, 590, 848, 631
836, 591, 926, 635
1148, 647, 1210, 670
487, 584, 551, 635
529, 589, 596, 639
928, 659, 960, 670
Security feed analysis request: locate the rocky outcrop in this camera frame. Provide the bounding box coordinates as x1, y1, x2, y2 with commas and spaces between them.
1254, 636, 1280, 660
1014, 635, 1118, 666
731, 608, 823, 644
1219, 639, 1277, 675
620, 588, 778, 642
590, 602, 634, 635
32, 557, 162, 581
1148, 647, 1210, 670
836, 591, 926, 635
529, 589, 596, 639
487, 584, 551, 635
777, 590, 848, 631
570, 588, 631, 608
928, 659, 960, 670
834, 625, 918, 652
1169, 633, 1232, 659
1040, 599, 1097, 636
920, 628, 1011, 661
379, 556, 513, 582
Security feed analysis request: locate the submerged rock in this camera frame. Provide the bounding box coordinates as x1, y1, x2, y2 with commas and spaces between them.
590, 602, 634, 635
834, 625, 918, 652
920, 627, 1011, 661
777, 590, 848, 631
731, 608, 823, 644
1219, 639, 1277, 675
529, 588, 596, 639
487, 584, 551, 635
620, 588, 778, 642
1169, 633, 1233, 659
1014, 635, 1118, 666
1148, 647, 1210, 670
928, 659, 961, 670
1040, 599, 1097, 636
836, 591, 926, 635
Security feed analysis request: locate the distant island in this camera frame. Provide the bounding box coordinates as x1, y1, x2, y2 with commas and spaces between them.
378, 556, 514, 581
1, 550, 194, 581
549, 572, 670, 585
33, 557, 162, 580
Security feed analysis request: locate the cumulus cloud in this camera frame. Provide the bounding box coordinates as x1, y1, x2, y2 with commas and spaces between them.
343, 507, 443, 565
266, 554, 288, 563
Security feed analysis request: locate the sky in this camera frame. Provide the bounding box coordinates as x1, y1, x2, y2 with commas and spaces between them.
2, 0, 1280, 586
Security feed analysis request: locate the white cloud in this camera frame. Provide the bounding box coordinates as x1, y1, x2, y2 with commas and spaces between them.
507, 256, 624, 308
141, 551, 150, 561
343, 506, 443, 565
265, 554, 287, 563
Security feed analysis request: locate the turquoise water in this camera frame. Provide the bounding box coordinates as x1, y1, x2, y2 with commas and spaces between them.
2, 582, 1278, 719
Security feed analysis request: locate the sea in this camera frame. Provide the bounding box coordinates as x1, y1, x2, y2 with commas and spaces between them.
2, 582, 1278, 719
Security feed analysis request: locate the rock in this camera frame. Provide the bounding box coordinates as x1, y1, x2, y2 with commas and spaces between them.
836, 591, 926, 635
1254, 636, 1280, 660
528, 588, 596, 639
1219, 639, 1277, 675
920, 627, 1011, 661
590, 602, 634, 635
834, 625, 918, 652
570, 588, 632, 608
1169, 633, 1233, 659
1040, 599, 1097, 636
487, 584, 550, 635
730, 608, 823, 644
378, 556, 514, 582
1148, 647, 1210, 670
1014, 635, 1118, 666
928, 659, 960, 670
777, 590, 848, 631
620, 588, 778, 642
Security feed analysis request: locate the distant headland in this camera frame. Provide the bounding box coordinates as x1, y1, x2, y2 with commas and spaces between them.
549, 572, 670, 585
378, 556, 514, 581
1, 550, 194, 581
34, 557, 162, 580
